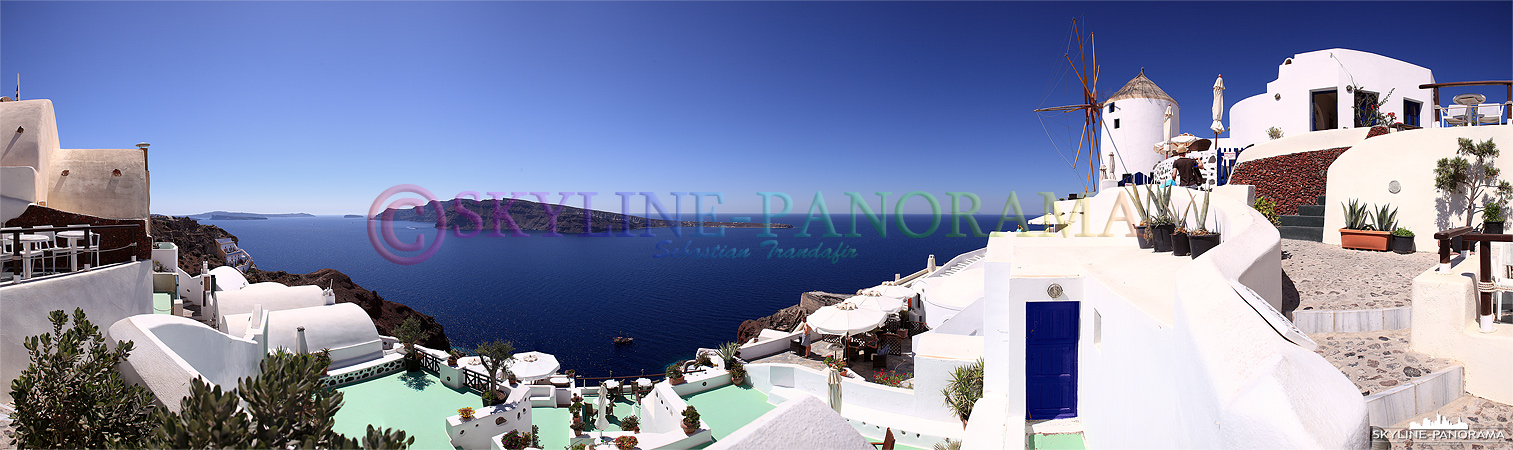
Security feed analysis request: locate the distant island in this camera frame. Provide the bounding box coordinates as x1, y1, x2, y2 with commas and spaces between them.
383, 197, 793, 233
344, 214, 365, 219
188, 211, 316, 220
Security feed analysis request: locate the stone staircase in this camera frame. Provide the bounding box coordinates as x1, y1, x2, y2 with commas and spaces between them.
1279, 195, 1326, 242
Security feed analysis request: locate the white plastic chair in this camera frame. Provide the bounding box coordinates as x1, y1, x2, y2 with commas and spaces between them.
1441, 105, 1470, 127
18, 228, 55, 278
1477, 103, 1506, 125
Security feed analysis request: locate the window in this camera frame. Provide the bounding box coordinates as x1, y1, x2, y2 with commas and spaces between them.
1404, 99, 1422, 127
1113, 118, 1120, 129
1107, 102, 1115, 113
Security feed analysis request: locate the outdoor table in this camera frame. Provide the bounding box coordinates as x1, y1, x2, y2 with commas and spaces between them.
1455, 94, 1487, 126
16, 234, 50, 279
550, 376, 570, 387
634, 378, 652, 391
57, 230, 87, 271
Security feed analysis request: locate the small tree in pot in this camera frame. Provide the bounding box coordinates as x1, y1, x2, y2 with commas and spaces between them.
1435, 138, 1511, 235
476, 339, 514, 405
393, 316, 430, 372
665, 363, 685, 385
680, 406, 700, 435
1484, 202, 1505, 234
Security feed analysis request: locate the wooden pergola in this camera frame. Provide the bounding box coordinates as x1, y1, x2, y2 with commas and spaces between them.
1418, 80, 1513, 124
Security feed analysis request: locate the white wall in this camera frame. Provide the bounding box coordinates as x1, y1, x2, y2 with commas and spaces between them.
1233, 127, 1369, 165
216, 284, 327, 317
1409, 261, 1513, 405
1323, 125, 1513, 248
45, 148, 150, 220
0, 261, 153, 403
0, 99, 61, 204
262, 303, 384, 369
1230, 49, 1435, 148
1102, 96, 1179, 180
107, 313, 263, 412
1, 166, 38, 223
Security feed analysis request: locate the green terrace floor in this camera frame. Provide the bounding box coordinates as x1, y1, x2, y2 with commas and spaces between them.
333, 371, 475, 449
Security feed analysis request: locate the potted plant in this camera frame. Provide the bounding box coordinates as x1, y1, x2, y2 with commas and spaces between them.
475, 339, 514, 405
1485, 202, 1505, 234
1172, 199, 1193, 257
614, 435, 639, 450
447, 349, 463, 367
1392, 227, 1416, 254
457, 406, 475, 421
1147, 185, 1176, 252
823, 355, 848, 377
1434, 138, 1512, 239
1339, 199, 1390, 251
393, 316, 430, 372
619, 415, 641, 433
694, 353, 714, 368
1128, 186, 1153, 249
1188, 190, 1222, 258
728, 362, 747, 386
570, 420, 587, 437
499, 430, 531, 450
315, 348, 332, 378
680, 406, 700, 435
665, 363, 685, 385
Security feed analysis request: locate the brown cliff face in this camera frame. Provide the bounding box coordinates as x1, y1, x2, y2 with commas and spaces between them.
735, 291, 848, 344
150, 216, 451, 350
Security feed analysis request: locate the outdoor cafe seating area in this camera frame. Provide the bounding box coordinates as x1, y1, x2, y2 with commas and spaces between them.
1, 224, 108, 282
1424, 81, 1513, 128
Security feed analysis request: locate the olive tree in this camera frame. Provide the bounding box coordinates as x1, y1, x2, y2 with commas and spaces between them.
476, 339, 515, 403
1435, 137, 1511, 228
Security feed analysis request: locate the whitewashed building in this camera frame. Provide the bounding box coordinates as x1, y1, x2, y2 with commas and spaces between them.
1228, 49, 1435, 148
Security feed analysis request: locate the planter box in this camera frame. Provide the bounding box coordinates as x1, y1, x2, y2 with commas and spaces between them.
1189, 233, 1221, 258
1341, 229, 1391, 251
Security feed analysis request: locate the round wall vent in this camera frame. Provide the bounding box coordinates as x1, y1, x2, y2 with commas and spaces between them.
1275, 93, 1281, 100
1047, 283, 1064, 299
1389, 180, 1401, 194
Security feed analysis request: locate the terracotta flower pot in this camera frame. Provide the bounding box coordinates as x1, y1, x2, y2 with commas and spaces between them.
670, 377, 685, 386
1340, 229, 1391, 251
682, 423, 697, 435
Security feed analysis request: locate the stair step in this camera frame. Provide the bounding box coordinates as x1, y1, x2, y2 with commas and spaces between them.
1280, 215, 1325, 227
1315, 195, 1327, 206
1296, 204, 1326, 217
1279, 226, 1325, 242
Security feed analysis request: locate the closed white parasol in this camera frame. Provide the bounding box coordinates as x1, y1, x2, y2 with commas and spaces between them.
826, 366, 843, 413
1211, 75, 1226, 134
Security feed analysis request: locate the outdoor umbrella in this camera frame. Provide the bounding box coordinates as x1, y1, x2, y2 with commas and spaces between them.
510, 352, 561, 382
843, 295, 904, 315
863, 284, 915, 299
1211, 75, 1226, 135
1162, 105, 1175, 152
807, 303, 886, 364
596, 384, 609, 440
825, 366, 843, 413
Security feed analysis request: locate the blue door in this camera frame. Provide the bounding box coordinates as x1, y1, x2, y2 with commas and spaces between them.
1026, 301, 1078, 419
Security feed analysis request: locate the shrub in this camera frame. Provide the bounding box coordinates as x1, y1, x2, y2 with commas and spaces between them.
1372, 203, 1398, 232
615, 435, 639, 450
694, 352, 714, 368
1342, 198, 1372, 230
499, 430, 531, 450
941, 358, 984, 423
717, 341, 741, 367
873, 370, 908, 388
1267, 126, 1284, 140
9, 308, 158, 449
458, 407, 476, 420
681, 406, 700, 429
620, 415, 641, 432
394, 315, 430, 356
1393, 227, 1414, 237
152, 351, 414, 448
1253, 196, 1280, 226
665, 363, 684, 380
1487, 202, 1505, 222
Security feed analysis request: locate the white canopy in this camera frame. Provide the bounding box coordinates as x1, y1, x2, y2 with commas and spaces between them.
861, 284, 914, 299
843, 296, 904, 315
1211, 75, 1226, 134
509, 351, 561, 381
807, 303, 886, 337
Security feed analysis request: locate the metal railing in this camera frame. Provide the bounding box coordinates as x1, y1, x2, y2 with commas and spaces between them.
3, 224, 144, 282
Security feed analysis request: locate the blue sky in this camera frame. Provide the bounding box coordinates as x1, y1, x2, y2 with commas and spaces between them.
3, 1, 1509, 216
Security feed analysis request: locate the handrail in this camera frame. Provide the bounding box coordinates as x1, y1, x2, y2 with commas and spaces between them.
1434, 228, 1505, 332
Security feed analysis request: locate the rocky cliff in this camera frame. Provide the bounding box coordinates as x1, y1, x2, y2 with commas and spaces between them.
150, 216, 451, 350
735, 291, 849, 344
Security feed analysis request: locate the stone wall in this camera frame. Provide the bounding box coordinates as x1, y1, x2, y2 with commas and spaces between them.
4, 204, 151, 263
1228, 147, 1350, 215
735, 291, 847, 344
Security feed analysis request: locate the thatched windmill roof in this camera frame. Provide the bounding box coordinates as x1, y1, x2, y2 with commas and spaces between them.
1102, 68, 1177, 106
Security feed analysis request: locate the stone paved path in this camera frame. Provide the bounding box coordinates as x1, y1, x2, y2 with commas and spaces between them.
1310, 329, 1455, 396
1284, 240, 1438, 310
1384, 395, 1513, 449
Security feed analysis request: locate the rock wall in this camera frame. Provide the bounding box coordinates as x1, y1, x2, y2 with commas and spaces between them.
1228, 147, 1350, 215
150, 216, 451, 350
735, 291, 848, 344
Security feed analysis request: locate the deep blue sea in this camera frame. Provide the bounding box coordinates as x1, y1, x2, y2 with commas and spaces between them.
203, 214, 1030, 378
